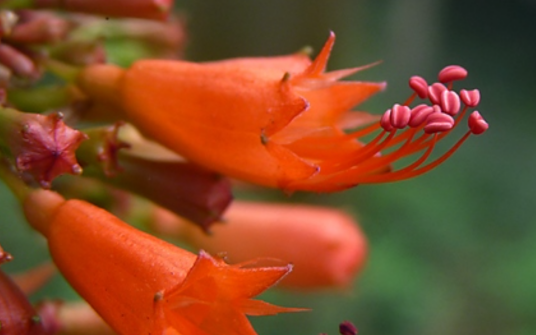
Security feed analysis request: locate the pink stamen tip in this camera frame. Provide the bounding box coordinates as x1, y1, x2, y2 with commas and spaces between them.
468, 111, 488, 135
460, 89, 481, 107
428, 83, 448, 105
390, 104, 411, 129
380, 109, 394, 132
409, 104, 436, 127
438, 65, 468, 83
440, 90, 461, 115
424, 113, 455, 134
409, 76, 428, 99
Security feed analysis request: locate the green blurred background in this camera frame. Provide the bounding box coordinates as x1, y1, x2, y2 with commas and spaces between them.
1, 1, 536, 335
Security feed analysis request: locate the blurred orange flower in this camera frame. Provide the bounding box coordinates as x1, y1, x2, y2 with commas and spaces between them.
22, 189, 303, 335
151, 201, 368, 290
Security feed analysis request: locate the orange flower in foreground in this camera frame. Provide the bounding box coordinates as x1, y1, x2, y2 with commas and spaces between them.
77, 32, 488, 192
151, 202, 367, 290
22, 189, 302, 335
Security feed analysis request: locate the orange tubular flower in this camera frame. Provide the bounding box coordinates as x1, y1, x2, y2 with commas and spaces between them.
22, 189, 302, 335
77, 32, 488, 192
150, 202, 368, 290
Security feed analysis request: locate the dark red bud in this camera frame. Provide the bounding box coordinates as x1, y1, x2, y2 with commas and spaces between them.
0, 269, 48, 335
339, 321, 358, 335
35, 0, 173, 21
0, 44, 39, 80
2, 111, 88, 188
8, 11, 71, 44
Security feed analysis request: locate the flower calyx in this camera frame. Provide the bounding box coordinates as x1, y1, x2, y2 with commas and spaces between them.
0, 108, 87, 188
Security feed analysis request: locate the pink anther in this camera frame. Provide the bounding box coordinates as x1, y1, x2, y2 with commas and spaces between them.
409, 104, 436, 127
409, 76, 428, 99
427, 83, 448, 105
460, 89, 481, 107
468, 111, 488, 135
380, 109, 394, 132
389, 104, 411, 129
440, 90, 461, 115
438, 65, 468, 83
424, 113, 455, 134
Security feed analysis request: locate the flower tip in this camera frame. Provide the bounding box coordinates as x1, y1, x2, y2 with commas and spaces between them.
0, 247, 13, 264
327, 30, 336, 39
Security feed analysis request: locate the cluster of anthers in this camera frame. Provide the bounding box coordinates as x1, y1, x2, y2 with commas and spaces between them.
348, 65, 488, 184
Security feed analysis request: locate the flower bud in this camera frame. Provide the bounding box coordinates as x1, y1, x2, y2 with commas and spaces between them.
151, 202, 368, 290
35, 0, 174, 21
77, 124, 233, 230
0, 109, 87, 188
0, 268, 47, 335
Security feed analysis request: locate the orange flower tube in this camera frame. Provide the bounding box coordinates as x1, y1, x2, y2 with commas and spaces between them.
151, 202, 368, 290
77, 32, 487, 192
21, 189, 302, 335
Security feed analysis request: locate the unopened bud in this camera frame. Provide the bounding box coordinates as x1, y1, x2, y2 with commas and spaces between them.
0, 44, 39, 80
0, 109, 87, 188
78, 125, 232, 230
35, 0, 173, 21
0, 268, 48, 335
151, 202, 368, 290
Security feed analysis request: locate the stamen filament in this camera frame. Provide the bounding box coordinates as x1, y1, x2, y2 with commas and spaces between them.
403, 92, 417, 106
355, 131, 471, 183
318, 130, 394, 174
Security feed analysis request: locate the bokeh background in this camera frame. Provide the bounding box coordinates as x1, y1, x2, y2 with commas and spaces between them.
1, 1, 535, 335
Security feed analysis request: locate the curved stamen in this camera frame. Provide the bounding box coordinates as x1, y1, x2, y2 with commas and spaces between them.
353, 133, 439, 183
318, 130, 395, 174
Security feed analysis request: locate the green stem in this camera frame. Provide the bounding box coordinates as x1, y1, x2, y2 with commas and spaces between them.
41, 58, 82, 83
0, 107, 20, 148
0, 0, 32, 9
0, 158, 31, 202
7, 86, 71, 114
